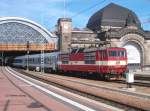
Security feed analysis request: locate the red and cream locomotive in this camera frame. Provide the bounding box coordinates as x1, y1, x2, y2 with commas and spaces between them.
58, 47, 127, 80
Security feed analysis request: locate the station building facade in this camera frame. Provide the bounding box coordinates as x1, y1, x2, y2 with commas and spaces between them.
57, 3, 150, 71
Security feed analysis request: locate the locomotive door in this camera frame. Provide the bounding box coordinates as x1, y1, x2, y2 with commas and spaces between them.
98, 50, 103, 73
98, 51, 101, 73
101, 51, 104, 73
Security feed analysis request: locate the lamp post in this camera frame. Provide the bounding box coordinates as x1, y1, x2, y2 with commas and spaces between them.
41, 40, 45, 73
40, 13, 46, 74
27, 41, 29, 71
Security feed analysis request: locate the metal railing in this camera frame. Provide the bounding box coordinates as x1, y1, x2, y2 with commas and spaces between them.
0, 43, 55, 51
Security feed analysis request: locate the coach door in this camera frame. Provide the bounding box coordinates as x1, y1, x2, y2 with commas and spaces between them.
61, 54, 69, 64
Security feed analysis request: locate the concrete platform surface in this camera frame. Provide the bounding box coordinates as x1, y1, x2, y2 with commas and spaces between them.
0, 69, 48, 111
0, 66, 124, 111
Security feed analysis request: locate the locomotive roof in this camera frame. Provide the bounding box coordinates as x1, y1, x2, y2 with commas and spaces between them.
60, 47, 125, 54
84, 47, 105, 52
84, 47, 126, 53
59, 47, 126, 55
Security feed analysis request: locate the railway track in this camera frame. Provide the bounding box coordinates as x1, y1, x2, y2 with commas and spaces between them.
9, 67, 150, 111
113, 79, 150, 87
60, 72, 150, 87
135, 73, 150, 81
48, 70, 150, 87
125, 72, 150, 87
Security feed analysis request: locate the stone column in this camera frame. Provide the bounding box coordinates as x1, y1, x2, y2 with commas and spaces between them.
143, 41, 150, 71
57, 18, 72, 52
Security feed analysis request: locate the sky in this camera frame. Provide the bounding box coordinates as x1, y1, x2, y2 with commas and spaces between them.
0, 0, 149, 31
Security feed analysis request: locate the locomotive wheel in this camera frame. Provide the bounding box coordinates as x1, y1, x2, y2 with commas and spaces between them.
104, 74, 111, 81
116, 75, 122, 80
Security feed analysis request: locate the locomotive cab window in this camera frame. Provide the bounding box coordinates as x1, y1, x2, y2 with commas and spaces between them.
118, 51, 126, 57
84, 52, 95, 64
109, 50, 126, 57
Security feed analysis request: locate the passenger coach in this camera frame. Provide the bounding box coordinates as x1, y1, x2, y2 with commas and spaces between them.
13, 52, 59, 72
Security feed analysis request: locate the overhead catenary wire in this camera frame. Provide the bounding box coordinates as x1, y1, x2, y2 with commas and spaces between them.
49, 1, 150, 30
49, 0, 107, 30
71, 0, 107, 18
142, 18, 150, 24
50, 0, 107, 30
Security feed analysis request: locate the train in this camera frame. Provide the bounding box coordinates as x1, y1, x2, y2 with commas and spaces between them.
13, 47, 128, 80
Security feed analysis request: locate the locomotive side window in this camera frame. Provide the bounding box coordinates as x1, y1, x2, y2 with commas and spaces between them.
109, 51, 117, 57
84, 52, 95, 64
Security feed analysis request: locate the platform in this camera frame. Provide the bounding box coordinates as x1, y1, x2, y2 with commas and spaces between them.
0, 68, 48, 111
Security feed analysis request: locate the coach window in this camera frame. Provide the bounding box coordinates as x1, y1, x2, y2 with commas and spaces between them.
44, 58, 47, 64
49, 57, 52, 64
32, 58, 34, 64
35, 58, 38, 64
15, 59, 22, 63
29, 58, 31, 64
25, 59, 27, 64
38, 58, 40, 63
47, 57, 49, 64
46, 58, 49, 64
30, 59, 31, 64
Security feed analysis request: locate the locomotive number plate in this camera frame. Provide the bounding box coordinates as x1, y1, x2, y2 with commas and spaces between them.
116, 61, 120, 65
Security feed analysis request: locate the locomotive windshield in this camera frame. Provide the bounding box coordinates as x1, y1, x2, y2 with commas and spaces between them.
118, 51, 126, 57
